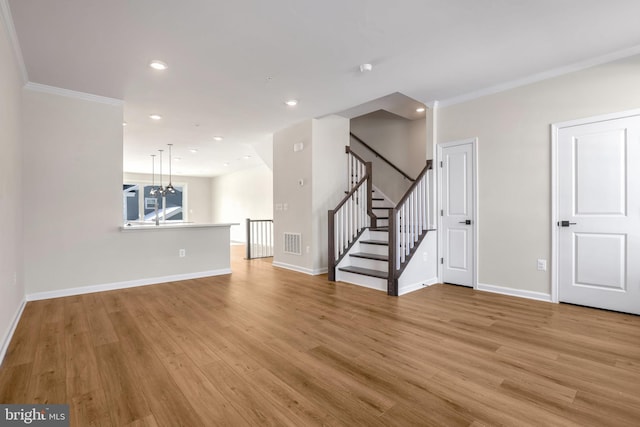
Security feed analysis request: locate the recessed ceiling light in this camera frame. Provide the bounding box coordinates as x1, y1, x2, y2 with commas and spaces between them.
213, 136, 224, 141
189, 149, 198, 153
416, 107, 426, 113
149, 60, 168, 70
285, 99, 298, 107
243, 155, 251, 160
174, 157, 182, 161
122, 122, 127, 127
149, 114, 162, 120
223, 162, 229, 167
359, 63, 373, 72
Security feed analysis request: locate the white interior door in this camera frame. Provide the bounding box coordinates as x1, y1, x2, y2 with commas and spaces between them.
440, 140, 475, 287
557, 114, 640, 315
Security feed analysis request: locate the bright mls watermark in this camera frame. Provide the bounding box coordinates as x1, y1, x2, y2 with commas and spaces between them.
0, 405, 68, 426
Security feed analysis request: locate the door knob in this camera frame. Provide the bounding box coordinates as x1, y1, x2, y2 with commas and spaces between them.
458, 220, 472, 225
558, 220, 577, 227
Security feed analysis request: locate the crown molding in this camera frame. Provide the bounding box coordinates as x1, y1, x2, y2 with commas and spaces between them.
435, 44, 640, 108
0, 0, 28, 83
24, 82, 123, 106
425, 100, 439, 109
1, 1, 122, 105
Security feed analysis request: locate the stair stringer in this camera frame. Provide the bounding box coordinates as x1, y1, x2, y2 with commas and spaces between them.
335, 229, 387, 292
396, 231, 438, 295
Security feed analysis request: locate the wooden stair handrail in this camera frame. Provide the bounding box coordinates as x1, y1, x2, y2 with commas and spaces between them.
328, 161, 376, 280
333, 174, 367, 212
350, 132, 415, 182
395, 160, 432, 208
345, 145, 368, 166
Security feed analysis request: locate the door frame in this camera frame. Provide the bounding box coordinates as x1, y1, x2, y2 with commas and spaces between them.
551, 108, 640, 304
436, 138, 479, 288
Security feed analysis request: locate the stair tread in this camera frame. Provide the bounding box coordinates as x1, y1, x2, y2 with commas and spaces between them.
360, 239, 389, 246
350, 252, 389, 261
369, 227, 389, 231
338, 266, 388, 279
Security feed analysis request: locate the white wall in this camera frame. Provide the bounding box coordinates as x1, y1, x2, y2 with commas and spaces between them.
311, 116, 350, 272
350, 110, 427, 202
398, 232, 438, 295
273, 116, 348, 273
438, 54, 640, 295
0, 10, 25, 360
251, 139, 273, 170
273, 120, 314, 270
123, 172, 213, 224
210, 164, 273, 242
22, 88, 231, 295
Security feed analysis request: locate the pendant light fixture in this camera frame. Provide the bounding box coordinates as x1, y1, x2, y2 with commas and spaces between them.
149, 154, 157, 196
165, 143, 176, 194
157, 149, 165, 196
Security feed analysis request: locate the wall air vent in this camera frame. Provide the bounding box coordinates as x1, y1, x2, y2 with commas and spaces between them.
283, 232, 302, 255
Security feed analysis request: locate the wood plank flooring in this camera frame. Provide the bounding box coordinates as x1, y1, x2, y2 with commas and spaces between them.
1, 245, 639, 426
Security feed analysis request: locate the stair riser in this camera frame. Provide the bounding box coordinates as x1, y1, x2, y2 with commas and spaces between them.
335, 270, 387, 292
375, 219, 389, 227
368, 230, 389, 241
372, 208, 391, 215
358, 243, 389, 256
349, 257, 389, 272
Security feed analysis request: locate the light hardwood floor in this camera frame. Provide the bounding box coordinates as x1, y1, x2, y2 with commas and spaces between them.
1, 246, 639, 426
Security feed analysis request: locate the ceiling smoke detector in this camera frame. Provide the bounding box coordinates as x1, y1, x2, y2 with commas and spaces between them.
359, 63, 373, 73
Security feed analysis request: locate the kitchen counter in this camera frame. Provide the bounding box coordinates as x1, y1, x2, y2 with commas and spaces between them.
120, 222, 238, 231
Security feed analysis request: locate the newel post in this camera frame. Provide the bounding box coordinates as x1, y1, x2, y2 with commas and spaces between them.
328, 210, 336, 281
365, 162, 376, 228
387, 209, 398, 296
245, 218, 251, 259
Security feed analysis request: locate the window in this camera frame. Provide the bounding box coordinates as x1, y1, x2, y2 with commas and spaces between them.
123, 184, 140, 221
123, 183, 186, 223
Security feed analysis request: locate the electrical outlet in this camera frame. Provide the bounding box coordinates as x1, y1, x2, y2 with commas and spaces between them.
306, 245, 310, 254
12, 272, 17, 287
537, 259, 547, 271
179, 249, 186, 258
423, 252, 428, 261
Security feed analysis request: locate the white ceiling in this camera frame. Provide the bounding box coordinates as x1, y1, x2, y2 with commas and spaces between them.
8, 0, 640, 177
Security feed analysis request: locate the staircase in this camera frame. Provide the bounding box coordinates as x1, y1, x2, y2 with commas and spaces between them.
328, 145, 435, 296
336, 188, 393, 290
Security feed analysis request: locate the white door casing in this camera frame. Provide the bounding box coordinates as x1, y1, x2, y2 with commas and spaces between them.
438, 139, 477, 287
553, 111, 640, 315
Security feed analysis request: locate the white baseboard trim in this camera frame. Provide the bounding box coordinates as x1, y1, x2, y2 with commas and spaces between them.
399, 277, 439, 296
343, 280, 387, 293
0, 298, 27, 366
26, 269, 232, 302
476, 283, 552, 303
272, 261, 327, 276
